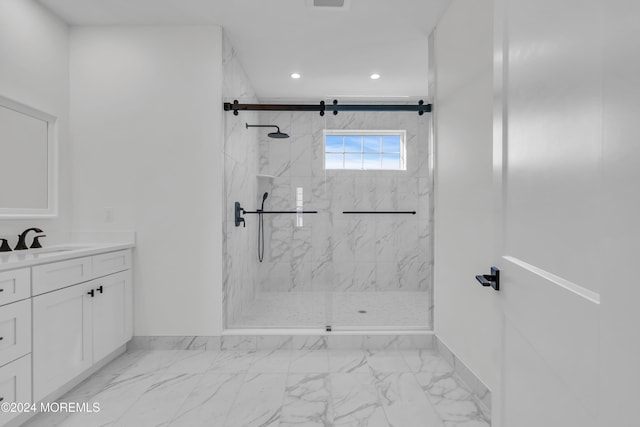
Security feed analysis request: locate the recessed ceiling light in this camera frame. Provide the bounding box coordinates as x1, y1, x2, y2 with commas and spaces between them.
370, 73, 381, 80
291, 73, 301, 79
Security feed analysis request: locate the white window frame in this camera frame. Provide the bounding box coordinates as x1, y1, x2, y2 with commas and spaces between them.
323, 129, 407, 170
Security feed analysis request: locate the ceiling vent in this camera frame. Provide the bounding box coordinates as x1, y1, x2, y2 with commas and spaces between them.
307, 0, 351, 10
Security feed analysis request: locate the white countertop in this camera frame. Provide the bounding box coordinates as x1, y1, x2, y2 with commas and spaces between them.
0, 242, 135, 272
0, 231, 135, 272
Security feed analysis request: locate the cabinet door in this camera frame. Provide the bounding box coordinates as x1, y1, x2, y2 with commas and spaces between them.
32, 282, 93, 402
0, 354, 32, 426
92, 270, 132, 362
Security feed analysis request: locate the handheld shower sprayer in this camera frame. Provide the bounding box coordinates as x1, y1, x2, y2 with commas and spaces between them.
258, 192, 269, 263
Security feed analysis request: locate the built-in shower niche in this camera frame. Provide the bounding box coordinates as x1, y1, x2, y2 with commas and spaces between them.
224, 104, 433, 331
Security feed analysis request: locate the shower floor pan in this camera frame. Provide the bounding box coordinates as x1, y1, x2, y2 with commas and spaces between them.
229, 291, 431, 330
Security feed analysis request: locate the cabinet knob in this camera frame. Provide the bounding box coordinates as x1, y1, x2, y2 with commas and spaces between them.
0, 397, 3, 402
97, 285, 103, 294
87, 289, 94, 297
0, 289, 3, 292
0, 337, 3, 341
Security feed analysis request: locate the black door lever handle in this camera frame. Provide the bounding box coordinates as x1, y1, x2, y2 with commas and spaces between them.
475, 267, 499, 291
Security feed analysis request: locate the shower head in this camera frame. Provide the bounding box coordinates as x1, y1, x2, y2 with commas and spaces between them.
245, 123, 290, 139
261, 192, 269, 211
267, 128, 289, 139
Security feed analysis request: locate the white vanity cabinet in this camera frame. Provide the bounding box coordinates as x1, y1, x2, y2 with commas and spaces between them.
31, 249, 133, 402
32, 281, 93, 401
91, 270, 132, 363
0, 269, 33, 427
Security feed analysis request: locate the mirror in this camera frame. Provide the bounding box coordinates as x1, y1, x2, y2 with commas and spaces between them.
0, 95, 57, 218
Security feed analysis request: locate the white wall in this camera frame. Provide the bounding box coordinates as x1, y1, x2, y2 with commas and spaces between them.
0, 0, 71, 236
433, 0, 495, 388
601, 0, 640, 423
222, 32, 260, 327
70, 26, 224, 336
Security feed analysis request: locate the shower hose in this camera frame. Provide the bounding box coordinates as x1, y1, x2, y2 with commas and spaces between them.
258, 209, 265, 263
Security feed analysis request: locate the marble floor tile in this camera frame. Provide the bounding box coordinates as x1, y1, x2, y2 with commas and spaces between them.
113, 373, 202, 427
164, 350, 218, 374
372, 371, 444, 427
117, 351, 187, 378
280, 373, 333, 427
64, 373, 119, 402
289, 350, 329, 373
331, 372, 390, 426
209, 350, 256, 373
328, 349, 369, 373
365, 349, 411, 373
444, 421, 492, 427
21, 409, 73, 427
167, 372, 245, 427
415, 373, 490, 427
22, 348, 490, 427
223, 373, 287, 427
59, 373, 162, 427
96, 350, 147, 377
400, 348, 454, 374
247, 349, 292, 373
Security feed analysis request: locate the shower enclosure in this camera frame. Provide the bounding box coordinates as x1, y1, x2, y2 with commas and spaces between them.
223, 98, 433, 331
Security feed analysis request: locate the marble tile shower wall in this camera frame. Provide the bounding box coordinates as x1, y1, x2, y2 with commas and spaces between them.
222, 33, 260, 326
258, 109, 433, 294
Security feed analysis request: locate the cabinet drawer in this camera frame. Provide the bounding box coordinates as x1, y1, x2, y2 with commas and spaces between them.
0, 354, 32, 425
93, 250, 131, 278
32, 257, 93, 296
0, 268, 30, 307
0, 300, 30, 367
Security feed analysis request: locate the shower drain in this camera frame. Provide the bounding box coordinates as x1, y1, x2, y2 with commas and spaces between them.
358, 310, 367, 314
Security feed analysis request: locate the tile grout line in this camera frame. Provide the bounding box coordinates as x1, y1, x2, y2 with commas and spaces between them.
214, 350, 252, 427
399, 348, 450, 425
164, 353, 222, 426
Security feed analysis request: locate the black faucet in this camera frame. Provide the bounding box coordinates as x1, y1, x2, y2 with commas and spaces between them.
14, 228, 43, 251
0, 239, 11, 252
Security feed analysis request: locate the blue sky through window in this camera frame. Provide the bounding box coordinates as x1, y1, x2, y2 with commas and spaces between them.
324, 132, 405, 170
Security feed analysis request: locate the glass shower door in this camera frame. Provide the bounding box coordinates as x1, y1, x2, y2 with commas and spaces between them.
223, 99, 433, 331
231, 108, 333, 329
322, 106, 433, 330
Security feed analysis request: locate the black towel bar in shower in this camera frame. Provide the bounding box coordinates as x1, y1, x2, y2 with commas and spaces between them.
342, 211, 416, 215
235, 201, 318, 228
243, 210, 318, 214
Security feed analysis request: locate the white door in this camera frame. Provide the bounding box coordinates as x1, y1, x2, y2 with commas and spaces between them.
92, 270, 132, 362
32, 282, 93, 402
492, 0, 604, 426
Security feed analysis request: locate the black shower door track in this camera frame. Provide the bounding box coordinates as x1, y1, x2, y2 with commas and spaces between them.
224, 99, 432, 116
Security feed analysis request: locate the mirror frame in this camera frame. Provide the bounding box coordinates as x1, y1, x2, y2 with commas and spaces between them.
0, 95, 58, 218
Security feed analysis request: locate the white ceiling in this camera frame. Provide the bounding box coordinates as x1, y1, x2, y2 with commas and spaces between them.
37, 0, 450, 100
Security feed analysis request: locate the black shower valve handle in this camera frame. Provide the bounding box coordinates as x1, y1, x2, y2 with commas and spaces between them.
235, 202, 246, 227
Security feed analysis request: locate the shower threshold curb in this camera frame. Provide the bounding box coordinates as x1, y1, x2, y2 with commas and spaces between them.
221, 328, 435, 336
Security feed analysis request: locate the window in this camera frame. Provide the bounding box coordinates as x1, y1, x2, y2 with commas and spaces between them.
324, 130, 406, 170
